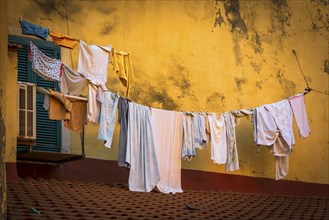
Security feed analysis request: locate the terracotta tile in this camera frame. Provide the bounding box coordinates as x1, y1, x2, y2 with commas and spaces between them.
7, 178, 329, 220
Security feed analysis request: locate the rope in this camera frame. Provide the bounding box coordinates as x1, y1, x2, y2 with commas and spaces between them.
64, 0, 74, 70
292, 49, 310, 88
292, 49, 329, 96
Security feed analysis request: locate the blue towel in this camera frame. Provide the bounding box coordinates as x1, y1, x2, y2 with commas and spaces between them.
20, 19, 48, 40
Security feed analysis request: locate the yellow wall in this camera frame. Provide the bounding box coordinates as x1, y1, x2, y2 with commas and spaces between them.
6, 0, 329, 184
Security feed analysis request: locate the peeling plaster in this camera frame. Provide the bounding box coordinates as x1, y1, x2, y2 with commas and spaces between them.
256, 80, 263, 90
99, 21, 117, 35
169, 64, 197, 100
251, 31, 263, 54
235, 76, 246, 91
222, 0, 248, 33
206, 92, 226, 110
276, 70, 297, 96
130, 82, 178, 111
250, 61, 263, 74
213, 7, 225, 28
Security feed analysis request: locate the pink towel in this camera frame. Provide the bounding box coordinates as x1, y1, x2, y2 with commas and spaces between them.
288, 94, 311, 139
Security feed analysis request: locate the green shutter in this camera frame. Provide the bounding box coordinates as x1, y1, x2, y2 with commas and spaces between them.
9, 35, 62, 152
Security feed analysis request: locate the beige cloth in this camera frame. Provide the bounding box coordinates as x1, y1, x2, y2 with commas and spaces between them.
64, 99, 87, 132
111, 49, 134, 98
48, 89, 72, 111
47, 89, 87, 132
48, 96, 70, 120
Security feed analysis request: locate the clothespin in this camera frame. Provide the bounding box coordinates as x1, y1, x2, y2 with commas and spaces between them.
116, 91, 120, 97
48, 27, 51, 32
19, 16, 22, 22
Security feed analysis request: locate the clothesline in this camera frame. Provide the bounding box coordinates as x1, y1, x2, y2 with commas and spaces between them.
16, 17, 328, 115
15, 17, 315, 193
23, 36, 316, 116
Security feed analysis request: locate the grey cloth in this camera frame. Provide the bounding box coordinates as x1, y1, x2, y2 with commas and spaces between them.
118, 97, 129, 167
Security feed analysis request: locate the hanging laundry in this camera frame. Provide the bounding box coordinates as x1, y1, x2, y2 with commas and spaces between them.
87, 83, 102, 123
117, 97, 129, 167
36, 86, 50, 110
60, 64, 86, 96
151, 108, 184, 194
224, 112, 239, 172
78, 40, 111, 87
288, 94, 311, 138
63, 98, 88, 133
48, 89, 72, 111
111, 49, 135, 98
29, 42, 62, 81
231, 108, 254, 126
19, 18, 48, 40
196, 113, 208, 149
126, 102, 160, 192
49, 30, 79, 49
208, 113, 227, 165
254, 99, 295, 180
182, 112, 196, 159
48, 96, 70, 120
46, 89, 87, 132
98, 91, 119, 148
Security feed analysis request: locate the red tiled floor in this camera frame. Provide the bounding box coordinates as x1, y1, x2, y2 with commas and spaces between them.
7, 178, 329, 219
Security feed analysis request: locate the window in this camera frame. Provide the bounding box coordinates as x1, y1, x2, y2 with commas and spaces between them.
9, 35, 62, 152
17, 81, 36, 139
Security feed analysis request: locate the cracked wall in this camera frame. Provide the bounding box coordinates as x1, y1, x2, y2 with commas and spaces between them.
5, 0, 329, 184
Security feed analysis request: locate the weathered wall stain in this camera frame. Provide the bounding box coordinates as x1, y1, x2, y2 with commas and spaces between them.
99, 21, 117, 35
206, 92, 226, 111
251, 31, 263, 54
94, 4, 116, 15
234, 76, 246, 91
169, 64, 197, 100
276, 70, 297, 96
213, 6, 225, 29
272, 0, 292, 28
184, 1, 213, 22
222, 0, 248, 33
250, 61, 263, 74
256, 80, 263, 90
33, 0, 68, 19
308, 0, 329, 34
131, 82, 178, 110
323, 59, 329, 74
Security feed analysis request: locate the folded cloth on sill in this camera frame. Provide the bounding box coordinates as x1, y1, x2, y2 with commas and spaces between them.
29, 42, 61, 81
20, 19, 48, 40
49, 30, 79, 49
64, 98, 88, 132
